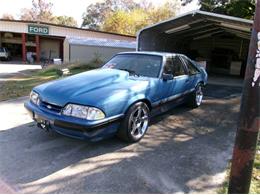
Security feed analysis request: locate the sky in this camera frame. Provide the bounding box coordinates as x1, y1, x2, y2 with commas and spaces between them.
0, 0, 199, 26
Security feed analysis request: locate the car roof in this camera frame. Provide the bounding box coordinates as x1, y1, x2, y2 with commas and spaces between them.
117, 51, 182, 57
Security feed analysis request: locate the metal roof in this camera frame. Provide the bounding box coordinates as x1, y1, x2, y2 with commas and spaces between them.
138, 10, 253, 50
139, 10, 252, 33
0, 19, 136, 38
66, 37, 136, 49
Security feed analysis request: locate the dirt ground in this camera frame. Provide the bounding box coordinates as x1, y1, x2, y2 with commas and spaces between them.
0, 84, 242, 193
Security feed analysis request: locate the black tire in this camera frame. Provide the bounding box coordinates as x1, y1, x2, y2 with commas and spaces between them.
188, 83, 204, 108
117, 102, 150, 143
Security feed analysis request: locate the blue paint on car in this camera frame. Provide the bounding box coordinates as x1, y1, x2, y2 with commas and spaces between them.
24, 52, 207, 142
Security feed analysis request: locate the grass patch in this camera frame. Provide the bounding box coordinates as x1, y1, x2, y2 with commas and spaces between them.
217, 162, 231, 194
250, 143, 260, 194
0, 62, 99, 101
218, 139, 260, 194
0, 75, 58, 101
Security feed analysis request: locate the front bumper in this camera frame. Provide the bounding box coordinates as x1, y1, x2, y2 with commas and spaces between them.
24, 101, 123, 141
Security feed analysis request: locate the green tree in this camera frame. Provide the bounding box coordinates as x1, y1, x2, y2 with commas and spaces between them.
182, 0, 255, 19
102, 11, 132, 34
20, 0, 53, 22
102, 1, 180, 35
19, 0, 78, 27
147, 1, 179, 24
224, 0, 255, 19
53, 16, 78, 27
81, 0, 139, 30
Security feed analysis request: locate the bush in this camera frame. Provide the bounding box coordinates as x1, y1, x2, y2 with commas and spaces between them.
37, 65, 60, 76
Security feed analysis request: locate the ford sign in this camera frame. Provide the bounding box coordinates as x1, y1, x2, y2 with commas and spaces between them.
28, 25, 49, 35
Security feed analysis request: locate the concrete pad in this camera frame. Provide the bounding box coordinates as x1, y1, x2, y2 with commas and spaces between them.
0, 64, 42, 79
208, 75, 244, 87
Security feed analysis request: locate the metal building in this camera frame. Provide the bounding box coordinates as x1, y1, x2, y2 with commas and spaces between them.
0, 19, 136, 63
63, 37, 136, 63
138, 11, 253, 77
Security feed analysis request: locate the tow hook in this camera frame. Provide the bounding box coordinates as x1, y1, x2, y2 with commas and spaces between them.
37, 121, 50, 132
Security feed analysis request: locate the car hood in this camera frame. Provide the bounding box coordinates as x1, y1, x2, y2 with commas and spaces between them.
34, 68, 151, 106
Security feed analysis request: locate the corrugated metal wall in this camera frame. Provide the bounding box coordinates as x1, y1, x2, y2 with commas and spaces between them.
68, 44, 134, 63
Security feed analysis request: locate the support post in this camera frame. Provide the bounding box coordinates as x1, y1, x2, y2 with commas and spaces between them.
36, 35, 40, 63
228, 0, 260, 193
59, 39, 64, 61
22, 33, 26, 63
0, 33, 2, 47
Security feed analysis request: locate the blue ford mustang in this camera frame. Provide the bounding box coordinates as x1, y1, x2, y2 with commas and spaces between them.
25, 52, 207, 142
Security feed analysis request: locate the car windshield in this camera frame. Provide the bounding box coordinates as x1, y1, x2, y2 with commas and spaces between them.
0, 48, 4, 52
102, 54, 162, 78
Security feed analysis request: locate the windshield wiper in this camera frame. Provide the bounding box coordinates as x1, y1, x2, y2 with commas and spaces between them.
118, 68, 140, 77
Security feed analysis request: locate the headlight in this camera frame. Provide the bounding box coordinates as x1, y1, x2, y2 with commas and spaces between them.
30, 91, 40, 105
62, 104, 105, 120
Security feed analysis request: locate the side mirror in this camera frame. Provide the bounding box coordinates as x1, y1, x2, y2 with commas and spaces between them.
162, 73, 174, 81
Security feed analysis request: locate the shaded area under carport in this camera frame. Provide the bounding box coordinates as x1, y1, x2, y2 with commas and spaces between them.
138, 11, 252, 78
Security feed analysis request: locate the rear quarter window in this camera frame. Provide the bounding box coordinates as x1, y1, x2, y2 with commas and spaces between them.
182, 57, 200, 75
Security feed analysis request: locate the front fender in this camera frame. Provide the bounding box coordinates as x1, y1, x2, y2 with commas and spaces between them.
100, 93, 151, 117
122, 94, 151, 114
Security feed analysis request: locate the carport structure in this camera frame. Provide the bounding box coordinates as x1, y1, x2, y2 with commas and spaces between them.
138, 11, 253, 77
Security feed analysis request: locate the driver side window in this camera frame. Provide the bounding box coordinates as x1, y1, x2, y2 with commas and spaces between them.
164, 56, 187, 77
164, 57, 174, 75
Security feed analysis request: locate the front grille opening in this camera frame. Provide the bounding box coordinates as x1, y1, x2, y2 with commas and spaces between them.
40, 101, 63, 113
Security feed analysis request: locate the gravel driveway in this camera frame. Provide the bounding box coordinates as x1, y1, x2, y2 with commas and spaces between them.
0, 84, 241, 193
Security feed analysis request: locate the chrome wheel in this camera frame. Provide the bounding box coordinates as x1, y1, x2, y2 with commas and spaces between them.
195, 85, 203, 106
129, 106, 149, 140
